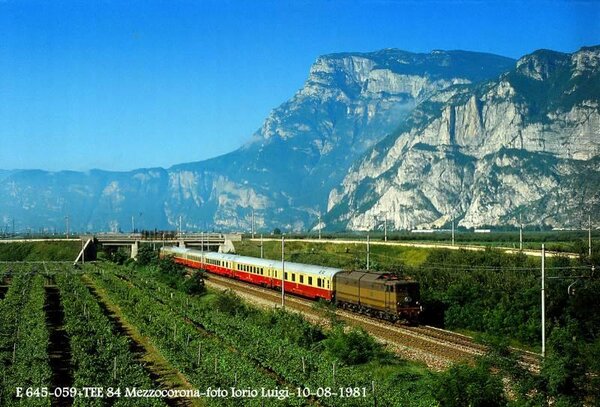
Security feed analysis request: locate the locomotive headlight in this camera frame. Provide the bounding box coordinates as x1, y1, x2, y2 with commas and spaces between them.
404, 296, 412, 303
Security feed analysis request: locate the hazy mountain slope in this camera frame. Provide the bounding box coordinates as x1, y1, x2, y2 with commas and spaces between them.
0, 49, 515, 233
324, 46, 600, 231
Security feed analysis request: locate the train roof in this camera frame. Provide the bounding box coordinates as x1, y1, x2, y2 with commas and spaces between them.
161, 246, 343, 278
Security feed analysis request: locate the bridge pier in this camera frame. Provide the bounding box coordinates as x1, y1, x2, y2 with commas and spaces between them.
131, 241, 139, 259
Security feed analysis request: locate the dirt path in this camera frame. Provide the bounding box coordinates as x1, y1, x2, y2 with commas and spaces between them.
82, 274, 203, 407
44, 285, 74, 407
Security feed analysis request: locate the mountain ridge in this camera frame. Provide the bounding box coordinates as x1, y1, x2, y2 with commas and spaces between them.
324, 45, 600, 231
4, 46, 595, 233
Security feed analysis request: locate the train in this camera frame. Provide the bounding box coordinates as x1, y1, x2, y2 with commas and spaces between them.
160, 246, 421, 323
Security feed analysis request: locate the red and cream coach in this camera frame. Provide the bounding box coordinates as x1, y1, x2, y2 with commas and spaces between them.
160, 246, 342, 301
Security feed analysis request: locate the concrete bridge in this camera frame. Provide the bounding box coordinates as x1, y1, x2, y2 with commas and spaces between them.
75, 232, 242, 263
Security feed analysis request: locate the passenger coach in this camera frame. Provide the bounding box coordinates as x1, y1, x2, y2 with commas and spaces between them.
160, 246, 341, 301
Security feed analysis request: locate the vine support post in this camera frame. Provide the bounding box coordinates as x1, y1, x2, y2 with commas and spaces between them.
372, 380, 377, 407
332, 362, 336, 386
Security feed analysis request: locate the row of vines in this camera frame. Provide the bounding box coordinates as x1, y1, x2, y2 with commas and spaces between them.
87, 266, 299, 407
56, 271, 166, 407
0, 267, 52, 406
91, 263, 436, 407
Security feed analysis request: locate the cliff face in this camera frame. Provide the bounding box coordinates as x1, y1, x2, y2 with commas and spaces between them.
0, 49, 515, 233
325, 46, 600, 231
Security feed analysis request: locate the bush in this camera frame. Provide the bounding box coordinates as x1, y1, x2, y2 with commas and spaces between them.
323, 326, 384, 365
213, 289, 248, 316
152, 255, 205, 295
255, 309, 325, 347
433, 360, 506, 407
136, 245, 157, 266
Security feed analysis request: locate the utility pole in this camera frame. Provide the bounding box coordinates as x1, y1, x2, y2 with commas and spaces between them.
179, 215, 182, 237
541, 244, 546, 358
589, 215, 592, 258
318, 212, 322, 240
65, 216, 70, 239
260, 234, 264, 258
131, 215, 135, 233
281, 235, 285, 308
201, 232, 204, 254
451, 216, 455, 246
251, 209, 255, 239
520, 214, 523, 251
366, 234, 370, 270
384, 218, 387, 242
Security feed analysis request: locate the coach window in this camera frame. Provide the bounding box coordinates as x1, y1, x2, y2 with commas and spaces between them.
299, 275, 304, 284
308, 276, 312, 285
317, 278, 322, 288
327, 280, 330, 289
291, 273, 296, 282
284, 272, 288, 280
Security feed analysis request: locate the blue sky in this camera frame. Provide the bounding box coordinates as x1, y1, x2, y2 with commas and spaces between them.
0, 0, 598, 171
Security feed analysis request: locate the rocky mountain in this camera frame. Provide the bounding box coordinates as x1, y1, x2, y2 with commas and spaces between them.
324, 46, 600, 231
0, 49, 515, 233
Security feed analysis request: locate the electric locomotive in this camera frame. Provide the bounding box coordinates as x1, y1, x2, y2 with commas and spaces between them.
160, 246, 421, 323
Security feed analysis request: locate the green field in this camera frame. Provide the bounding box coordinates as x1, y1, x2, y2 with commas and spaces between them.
0, 241, 81, 261
0, 239, 598, 406
248, 229, 598, 253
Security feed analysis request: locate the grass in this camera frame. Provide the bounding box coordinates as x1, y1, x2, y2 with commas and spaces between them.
236, 239, 440, 269
0, 241, 81, 261
249, 230, 596, 254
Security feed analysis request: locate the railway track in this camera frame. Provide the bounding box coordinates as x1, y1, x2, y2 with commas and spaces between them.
203, 273, 541, 372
